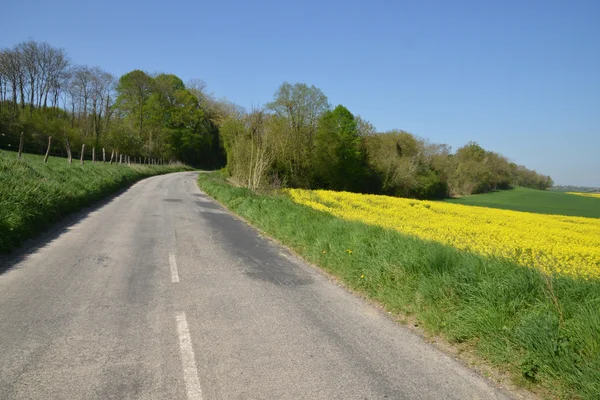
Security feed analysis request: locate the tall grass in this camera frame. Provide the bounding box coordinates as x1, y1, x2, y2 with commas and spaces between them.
198, 172, 600, 400
0, 150, 192, 253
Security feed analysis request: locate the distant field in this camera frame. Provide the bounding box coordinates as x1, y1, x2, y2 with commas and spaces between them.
568, 192, 600, 199
445, 186, 600, 218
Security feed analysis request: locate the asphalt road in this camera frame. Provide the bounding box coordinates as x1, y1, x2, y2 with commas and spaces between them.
0, 172, 512, 399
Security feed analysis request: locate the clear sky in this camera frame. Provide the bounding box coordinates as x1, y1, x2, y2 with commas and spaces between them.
3, 0, 599, 186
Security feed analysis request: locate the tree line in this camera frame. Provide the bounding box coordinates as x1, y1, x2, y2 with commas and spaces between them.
0, 40, 552, 197
0, 40, 226, 167
221, 82, 553, 197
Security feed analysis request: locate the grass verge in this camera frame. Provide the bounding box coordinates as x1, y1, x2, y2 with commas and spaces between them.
0, 150, 192, 253
198, 172, 600, 400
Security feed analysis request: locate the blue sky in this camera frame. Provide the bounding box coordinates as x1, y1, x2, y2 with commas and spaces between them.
3, 0, 599, 186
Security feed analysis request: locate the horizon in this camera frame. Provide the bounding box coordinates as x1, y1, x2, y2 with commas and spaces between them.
2, 0, 598, 186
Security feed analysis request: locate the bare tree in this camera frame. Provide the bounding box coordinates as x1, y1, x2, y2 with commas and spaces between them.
17, 41, 39, 117
69, 65, 94, 132
0, 48, 22, 116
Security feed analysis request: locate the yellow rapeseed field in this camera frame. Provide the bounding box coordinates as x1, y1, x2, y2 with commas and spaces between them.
567, 192, 600, 199
288, 189, 600, 280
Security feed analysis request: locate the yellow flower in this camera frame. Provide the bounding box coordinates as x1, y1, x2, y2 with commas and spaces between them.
287, 188, 600, 280
322, 250, 327, 254
567, 192, 600, 199
360, 274, 365, 278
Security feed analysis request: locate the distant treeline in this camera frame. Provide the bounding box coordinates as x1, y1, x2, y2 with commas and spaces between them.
221, 82, 553, 198
551, 186, 600, 193
0, 40, 552, 197
0, 40, 227, 167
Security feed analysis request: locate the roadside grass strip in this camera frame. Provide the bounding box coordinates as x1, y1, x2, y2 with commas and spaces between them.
0, 150, 192, 253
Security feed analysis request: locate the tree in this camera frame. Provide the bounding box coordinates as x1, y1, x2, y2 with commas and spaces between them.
313, 105, 365, 191
219, 108, 274, 189
363, 130, 448, 198
0, 48, 21, 116
114, 70, 153, 136
266, 82, 330, 186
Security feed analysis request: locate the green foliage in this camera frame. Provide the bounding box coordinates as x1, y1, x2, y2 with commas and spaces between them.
266, 82, 330, 187
198, 172, 600, 399
111, 70, 224, 167
313, 105, 366, 191
0, 150, 192, 253
446, 186, 600, 218
114, 70, 153, 132
220, 82, 554, 200
363, 130, 448, 199
219, 110, 274, 189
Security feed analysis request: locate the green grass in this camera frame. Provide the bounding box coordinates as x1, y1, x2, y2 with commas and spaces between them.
0, 150, 192, 253
445, 186, 600, 218
197, 172, 600, 400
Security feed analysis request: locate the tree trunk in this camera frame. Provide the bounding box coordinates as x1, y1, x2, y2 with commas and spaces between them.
44, 136, 52, 163
102, 148, 106, 163
92, 147, 95, 164
11, 82, 18, 117
65, 139, 72, 164
109, 149, 114, 165
19, 79, 25, 111
29, 78, 35, 118
80, 144, 85, 164
18, 132, 24, 160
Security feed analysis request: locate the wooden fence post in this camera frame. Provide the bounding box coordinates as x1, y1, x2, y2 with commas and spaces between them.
109, 149, 114, 165
102, 148, 106, 163
65, 139, 72, 164
92, 147, 96, 164
44, 136, 52, 164
18, 132, 24, 159
119, 154, 123, 165
80, 144, 85, 164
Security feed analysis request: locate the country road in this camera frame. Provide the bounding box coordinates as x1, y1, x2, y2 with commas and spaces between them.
0, 171, 512, 399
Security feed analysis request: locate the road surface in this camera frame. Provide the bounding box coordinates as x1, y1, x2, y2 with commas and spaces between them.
0, 172, 512, 399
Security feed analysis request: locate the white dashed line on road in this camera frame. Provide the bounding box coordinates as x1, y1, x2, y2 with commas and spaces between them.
170, 253, 180, 283
176, 312, 203, 400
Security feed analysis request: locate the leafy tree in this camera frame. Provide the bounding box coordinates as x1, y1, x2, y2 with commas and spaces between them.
266, 82, 330, 187
114, 70, 153, 141
313, 105, 366, 191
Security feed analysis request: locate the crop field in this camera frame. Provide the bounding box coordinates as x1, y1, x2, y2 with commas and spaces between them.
567, 192, 600, 199
288, 189, 600, 280
446, 186, 600, 218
